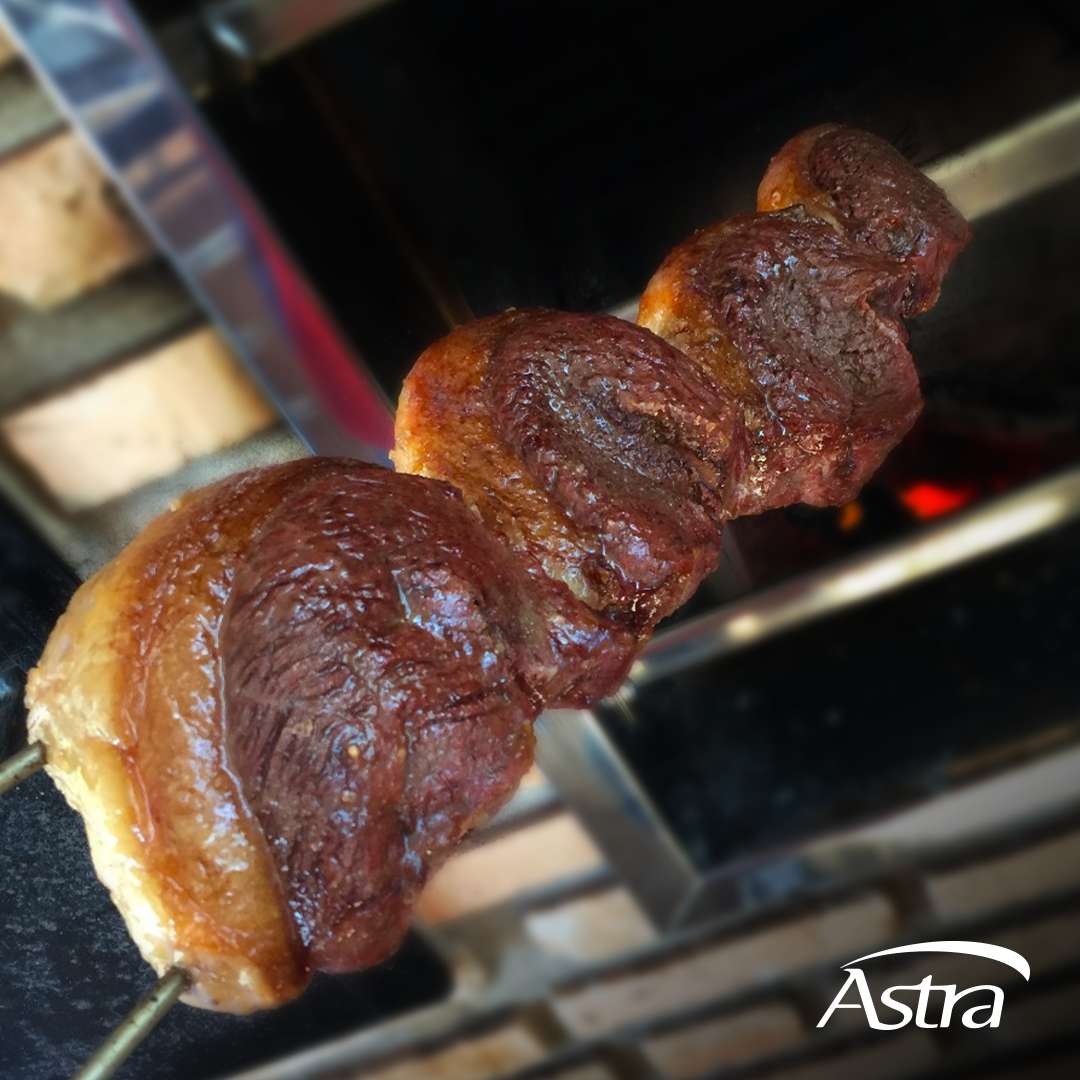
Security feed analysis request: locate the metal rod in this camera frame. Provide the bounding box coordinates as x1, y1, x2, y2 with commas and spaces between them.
0, 741, 46, 796
623, 464, 1080, 690
536, 709, 699, 927
926, 96, 1080, 222
72, 968, 188, 1080
0, 0, 396, 463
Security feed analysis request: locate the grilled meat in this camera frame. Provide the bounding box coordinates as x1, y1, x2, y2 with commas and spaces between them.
24, 125, 969, 1015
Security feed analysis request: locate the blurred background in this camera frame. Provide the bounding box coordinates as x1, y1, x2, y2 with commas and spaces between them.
1, 1, 1080, 1078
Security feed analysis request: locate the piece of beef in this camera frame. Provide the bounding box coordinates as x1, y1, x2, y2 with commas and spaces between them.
394, 311, 647, 690
758, 124, 972, 315
221, 463, 546, 973
395, 310, 744, 639
638, 209, 919, 516
487, 311, 743, 631
26, 125, 973, 1018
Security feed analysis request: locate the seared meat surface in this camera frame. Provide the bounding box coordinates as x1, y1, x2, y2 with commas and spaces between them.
26, 124, 971, 1014
394, 311, 642, 701
224, 464, 547, 975
638, 209, 919, 515
28, 461, 549, 1010
758, 124, 972, 314
398, 311, 743, 637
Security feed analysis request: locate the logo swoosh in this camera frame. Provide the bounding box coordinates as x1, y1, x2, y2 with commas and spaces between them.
844, 941, 1029, 981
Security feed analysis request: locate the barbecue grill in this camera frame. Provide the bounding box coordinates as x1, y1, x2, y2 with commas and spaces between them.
2, 2, 1080, 1078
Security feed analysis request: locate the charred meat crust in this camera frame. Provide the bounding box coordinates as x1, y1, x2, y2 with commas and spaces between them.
394, 311, 642, 701
639, 210, 921, 516
758, 124, 972, 315
221, 463, 545, 973
487, 311, 742, 630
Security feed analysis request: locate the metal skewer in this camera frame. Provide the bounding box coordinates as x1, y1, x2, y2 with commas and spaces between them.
0, 741, 46, 795
72, 967, 189, 1080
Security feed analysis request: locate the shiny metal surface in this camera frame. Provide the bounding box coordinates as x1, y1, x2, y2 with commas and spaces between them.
927, 96, 1080, 220
624, 464, 1080, 692
0, 741, 44, 797
0, 0, 394, 462
204, 0, 397, 66
535, 709, 699, 927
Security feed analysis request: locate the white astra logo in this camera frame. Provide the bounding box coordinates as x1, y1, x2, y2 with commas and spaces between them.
817, 941, 1030, 1031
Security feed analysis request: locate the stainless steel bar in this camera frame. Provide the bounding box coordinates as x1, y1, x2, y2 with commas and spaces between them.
624, 465, 1080, 692
682, 742, 1080, 926
535, 709, 700, 927
926, 96, 1080, 221
204, 0, 398, 67
71, 967, 188, 1080
605, 95, 1080, 321
0, 0, 394, 462
0, 741, 44, 796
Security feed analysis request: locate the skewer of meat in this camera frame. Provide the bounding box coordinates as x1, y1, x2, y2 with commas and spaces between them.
399, 127, 969, 616
23, 460, 552, 1013
2, 126, 969, 1071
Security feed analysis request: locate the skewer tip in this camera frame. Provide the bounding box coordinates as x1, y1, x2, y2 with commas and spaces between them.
0, 741, 46, 796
